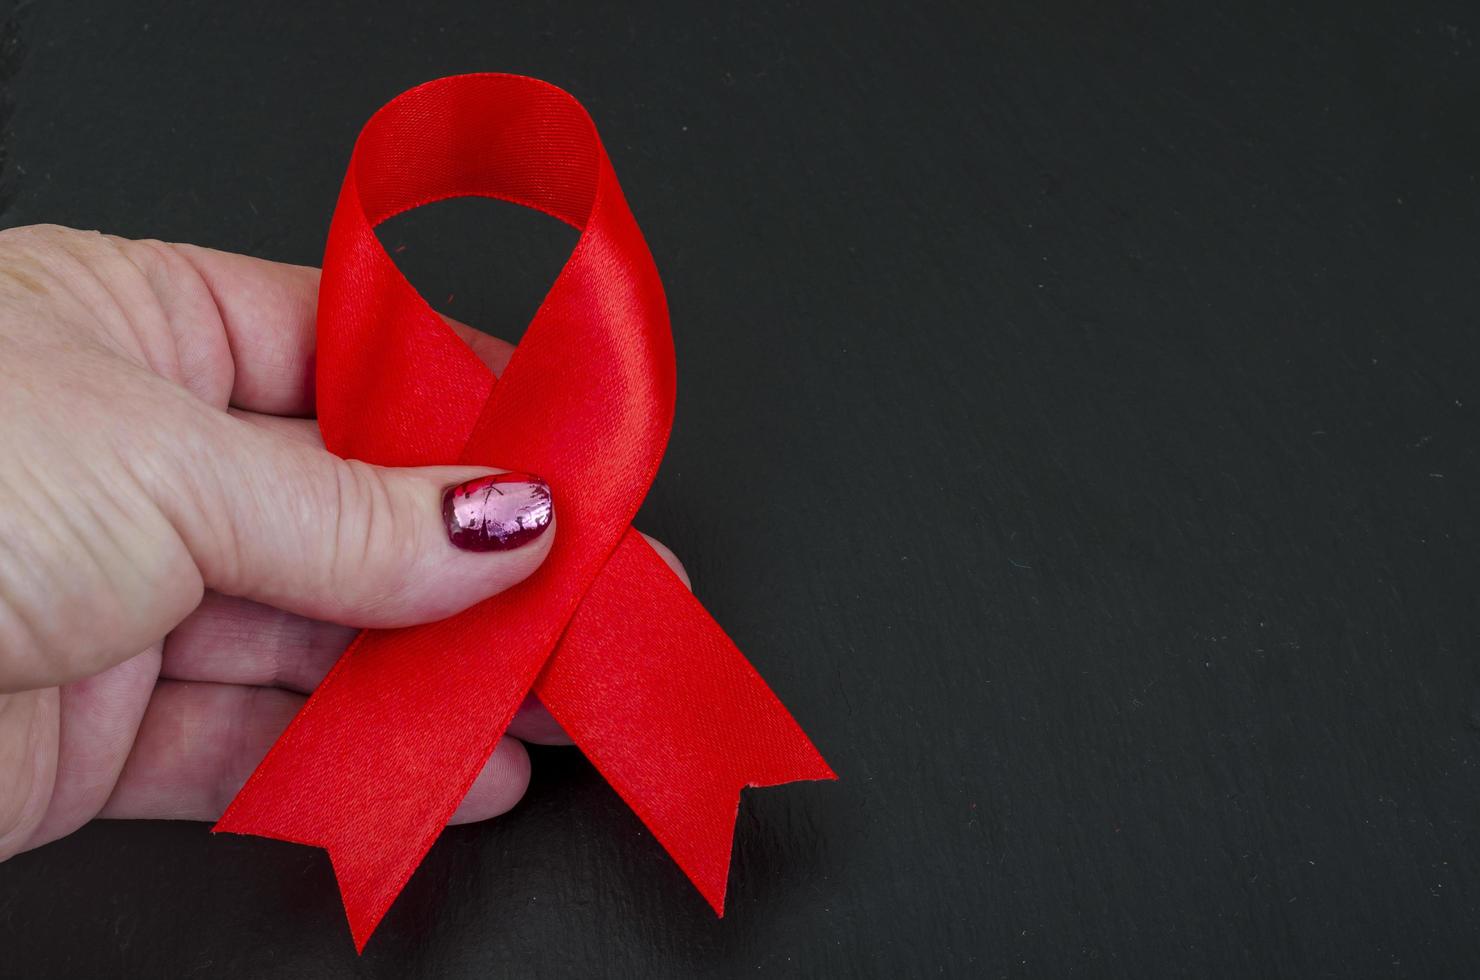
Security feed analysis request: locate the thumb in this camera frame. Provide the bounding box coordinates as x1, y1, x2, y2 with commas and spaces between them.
171, 413, 556, 629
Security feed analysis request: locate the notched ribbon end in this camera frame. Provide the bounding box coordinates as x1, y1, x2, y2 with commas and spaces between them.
212, 810, 408, 954
668, 746, 839, 920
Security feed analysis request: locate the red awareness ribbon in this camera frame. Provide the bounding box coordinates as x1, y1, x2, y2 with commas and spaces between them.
213, 74, 835, 951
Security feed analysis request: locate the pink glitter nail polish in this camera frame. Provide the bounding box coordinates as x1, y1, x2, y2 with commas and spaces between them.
442, 473, 553, 552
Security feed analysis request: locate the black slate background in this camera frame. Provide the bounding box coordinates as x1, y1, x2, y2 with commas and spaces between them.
2, 1, 1480, 976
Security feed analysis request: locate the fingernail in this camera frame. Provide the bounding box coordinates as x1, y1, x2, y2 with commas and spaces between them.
443, 473, 553, 552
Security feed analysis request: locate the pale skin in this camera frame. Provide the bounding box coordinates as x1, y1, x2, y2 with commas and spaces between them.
0, 224, 688, 862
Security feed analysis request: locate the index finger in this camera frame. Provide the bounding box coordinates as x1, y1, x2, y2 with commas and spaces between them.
170, 243, 515, 415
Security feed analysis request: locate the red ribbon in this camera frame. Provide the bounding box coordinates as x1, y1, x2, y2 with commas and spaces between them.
213, 74, 835, 950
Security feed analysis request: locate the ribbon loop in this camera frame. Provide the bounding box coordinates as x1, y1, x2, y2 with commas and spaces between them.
216, 73, 833, 952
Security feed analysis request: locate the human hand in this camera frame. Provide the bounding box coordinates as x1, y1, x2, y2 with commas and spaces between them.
0, 224, 687, 861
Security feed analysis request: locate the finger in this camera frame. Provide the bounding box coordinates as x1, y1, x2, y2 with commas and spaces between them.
164, 243, 516, 415
98, 680, 529, 825
164, 244, 320, 415
160, 593, 574, 743
161, 593, 354, 694
227, 416, 691, 595
151, 409, 556, 629
207, 417, 687, 613
162, 537, 693, 686
506, 695, 572, 745
446, 319, 515, 377
641, 532, 691, 590
160, 593, 566, 744
160, 532, 692, 747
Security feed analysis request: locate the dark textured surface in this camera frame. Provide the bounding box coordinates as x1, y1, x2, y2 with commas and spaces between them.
3, 1, 1480, 976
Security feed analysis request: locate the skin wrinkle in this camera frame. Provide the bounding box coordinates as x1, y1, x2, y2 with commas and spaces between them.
116, 395, 239, 602
47, 446, 152, 632
9, 467, 138, 686
263, 605, 303, 691
0, 232, 124, 357
0, 232, 61, 308
28, 232, 151, 366
328, 457, 403, 621
0, 264, 47, 297
0, 689, 58, 861
0, 460, 51, 686
60, 232, 185, 384
1, 355, 198, 686
169, 243, 247, 394
195, 416, 322, 602
330, 459, 366, 615
108, 238, 195, 393
71, 403, 205, 663
96, 237, 182, 383
160, 418, 243, 592
0, 695, 35, 833
131, 239, 237, 407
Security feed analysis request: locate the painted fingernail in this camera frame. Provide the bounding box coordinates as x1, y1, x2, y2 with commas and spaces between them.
443, 473, 553, 552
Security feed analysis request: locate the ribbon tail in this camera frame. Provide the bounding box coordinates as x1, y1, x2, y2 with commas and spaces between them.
213, 813, 424, 954
211, 815, 415, 954
215, 606, 546, 952
536, 529, 836, 913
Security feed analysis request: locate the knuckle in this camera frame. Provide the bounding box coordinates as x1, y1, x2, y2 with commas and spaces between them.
114, 235, 173, 281
115, 239, 235, 400
0, 480, 101, 689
